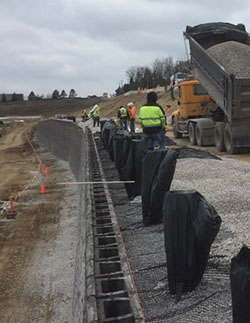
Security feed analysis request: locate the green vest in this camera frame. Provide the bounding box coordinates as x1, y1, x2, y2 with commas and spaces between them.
139, 105, 166, 128
120, 107, 127, 118
93, 106, 100, 117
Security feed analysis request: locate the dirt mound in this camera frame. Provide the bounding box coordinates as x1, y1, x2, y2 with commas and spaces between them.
0, 97, 101, 118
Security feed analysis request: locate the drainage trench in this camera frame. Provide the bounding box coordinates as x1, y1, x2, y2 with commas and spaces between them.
87, 130, 144, 323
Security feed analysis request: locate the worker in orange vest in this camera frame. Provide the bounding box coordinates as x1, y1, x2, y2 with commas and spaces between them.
127, 102, 136, 133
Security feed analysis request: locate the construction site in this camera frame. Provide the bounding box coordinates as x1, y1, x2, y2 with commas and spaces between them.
1, 22, 250, 323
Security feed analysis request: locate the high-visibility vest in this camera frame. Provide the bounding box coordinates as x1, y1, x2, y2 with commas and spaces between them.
119, 107, 127, 118
81, 110, 87, 117
93, 106, 100, 117
129, 106, 136, 119
139, 105, 166, 129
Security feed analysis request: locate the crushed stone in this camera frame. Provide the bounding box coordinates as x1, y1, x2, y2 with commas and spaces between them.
207, 41, 250, 77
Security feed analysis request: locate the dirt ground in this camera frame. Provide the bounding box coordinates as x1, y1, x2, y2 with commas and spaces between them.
1, 91, 250, 322
0, 119, 78, 323
0, 92, 175, 323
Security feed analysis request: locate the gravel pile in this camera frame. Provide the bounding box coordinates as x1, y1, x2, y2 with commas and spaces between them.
172, 157, 250, 262
207, 41, 250, 77
176, 146, 221, 160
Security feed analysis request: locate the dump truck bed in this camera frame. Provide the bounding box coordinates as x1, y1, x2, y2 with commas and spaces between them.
184, 23, 250, 123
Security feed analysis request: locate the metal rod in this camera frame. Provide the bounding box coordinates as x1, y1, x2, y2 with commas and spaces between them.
57, 181, 135, 185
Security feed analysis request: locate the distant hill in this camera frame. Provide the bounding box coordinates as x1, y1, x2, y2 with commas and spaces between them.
0, 89, 177, 119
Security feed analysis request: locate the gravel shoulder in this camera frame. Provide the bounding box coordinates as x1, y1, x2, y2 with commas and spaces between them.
97, 134, 250, 323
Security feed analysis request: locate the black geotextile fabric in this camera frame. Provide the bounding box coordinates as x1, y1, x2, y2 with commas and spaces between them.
101, 120, 147, 200
186, 22, 248, 49
112, 131, 130, 171
108, 124, 119, 161
113, 133, 147, 199
120, 137, 147, 199
100, 119, 108, 132
142, 149, 179, 226
163, 190, 222, 301
230, 245, 250, 323
101, 119, 118, 150
95, 137, 232, 323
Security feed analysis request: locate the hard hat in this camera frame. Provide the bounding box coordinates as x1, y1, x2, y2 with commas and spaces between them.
127, 102, 134, 107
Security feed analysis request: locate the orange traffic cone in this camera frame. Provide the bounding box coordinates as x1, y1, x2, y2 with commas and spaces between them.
10, 197, 15, 213
45, 167, 49, 175
40, 184, 46, 194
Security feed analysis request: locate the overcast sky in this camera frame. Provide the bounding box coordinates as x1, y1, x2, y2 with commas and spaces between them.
1, 0, 250, 98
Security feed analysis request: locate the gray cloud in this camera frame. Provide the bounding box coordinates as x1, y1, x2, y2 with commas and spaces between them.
1, 0, 250, 97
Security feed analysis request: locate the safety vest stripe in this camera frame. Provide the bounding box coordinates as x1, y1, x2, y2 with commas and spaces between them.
139, 117, 165, 120
141, 124, 162, 128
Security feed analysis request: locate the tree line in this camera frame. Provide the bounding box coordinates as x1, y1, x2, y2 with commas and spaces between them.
1, 56, 190, 102
1, 93, 24, 102
115, 57, 190, 95
28, 89, 77, 101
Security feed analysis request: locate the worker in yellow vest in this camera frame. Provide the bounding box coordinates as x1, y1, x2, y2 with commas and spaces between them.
117, 106, 129, 130
92, 105, 100, 127
139, 91, 166, 150
81, 109, 88, 121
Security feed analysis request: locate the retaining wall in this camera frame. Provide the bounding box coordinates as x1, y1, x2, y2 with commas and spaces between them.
36, 119, 90, 323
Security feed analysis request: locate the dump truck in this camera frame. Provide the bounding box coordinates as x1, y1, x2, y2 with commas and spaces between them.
172, 22, 250, 154
172, 75, 218, 146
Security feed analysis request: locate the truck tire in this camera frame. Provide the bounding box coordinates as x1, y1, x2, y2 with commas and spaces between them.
214, 122, 226, 152
195, 123, 203, 146
195, 119, 215, 147
188, 122, 197, 145
172, 117, 182, 139
224, 124, 239, 154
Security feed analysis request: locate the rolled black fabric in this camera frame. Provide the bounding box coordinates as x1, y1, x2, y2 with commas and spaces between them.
101, 120, 117, 149
163, 190, 221, 301
100, 119, 108, 133
107, 123, 118, 161
120, 137, 147, 199
230, 245, 250, 323
132, 138, 147, 197
150, 149, 179, 224
113, 131, 131, 175
141, 150, 167, 226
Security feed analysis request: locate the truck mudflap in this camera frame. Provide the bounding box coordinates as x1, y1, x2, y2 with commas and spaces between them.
226, 123, 250, 150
